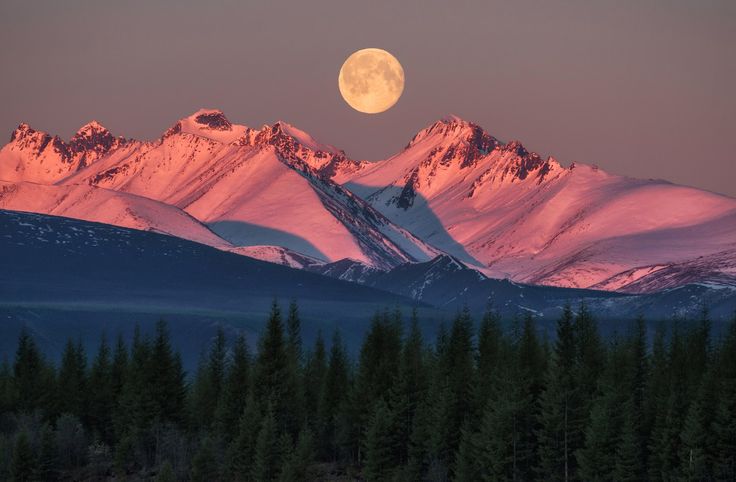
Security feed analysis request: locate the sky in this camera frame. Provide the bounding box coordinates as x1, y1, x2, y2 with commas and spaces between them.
1, 0, 734, 196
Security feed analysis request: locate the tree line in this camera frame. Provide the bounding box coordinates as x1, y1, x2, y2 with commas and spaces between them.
0, 301, 734, 481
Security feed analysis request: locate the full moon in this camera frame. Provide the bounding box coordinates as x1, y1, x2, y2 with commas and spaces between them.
338, 48, 405, 114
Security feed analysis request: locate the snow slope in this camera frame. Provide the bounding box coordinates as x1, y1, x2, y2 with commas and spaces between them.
340, 117, 736, 291
0, 181, 228, 248
1, 111, 734, 291
1, 110, 437, 269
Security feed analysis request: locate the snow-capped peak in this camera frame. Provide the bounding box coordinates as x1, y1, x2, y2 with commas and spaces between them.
166, 108, 249, 144
405, 116, 498, 151
269, 121, 339, 155
190, 109, 232, 130
440, 114, 468, 124
74, 120, 109, 138
240, 120, 362, 175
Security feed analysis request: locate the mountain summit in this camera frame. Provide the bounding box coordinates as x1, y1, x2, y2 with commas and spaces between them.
1, 110, 734, 292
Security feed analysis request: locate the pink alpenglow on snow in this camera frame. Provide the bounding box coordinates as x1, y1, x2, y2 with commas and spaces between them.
1, 110, 734, 293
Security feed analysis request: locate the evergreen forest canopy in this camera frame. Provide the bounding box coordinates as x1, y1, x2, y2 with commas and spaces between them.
0, 301, 735, 481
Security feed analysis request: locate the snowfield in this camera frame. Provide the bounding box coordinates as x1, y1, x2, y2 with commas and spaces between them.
1, 110, 733, 292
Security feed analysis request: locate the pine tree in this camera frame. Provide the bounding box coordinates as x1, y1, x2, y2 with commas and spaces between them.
215, 333, 251, 442
0, 357, 16, 414
303, 331, 327, 433
318, 331, 350, 462
283, 300, 304, 437
536, 305, 578, 481
279, 427, 315, 482
209, 326, 228, 406
14, 329, 47, 413
156, 460, 176, 482
37, 423, 59, 481
190, 326, 226, 431
115, 324, 153, 439
351, 310, 403, 442
225, 394, 261, 481
190, 437, 218, 482
474, 309, 502, 412
254, 300, 288, 428
571, 302, 604, 455
149, 319, 186, 425
454, 421, 480, 482
88, 333, 114, 443
678, 394, 710, 480
10, 431, 36, 482
110, 333, 128, 404
513, 313, 545, 479
474, 328, 539, 482
286, 300, 303, 364
613, 398, 643, 481
435, 307, 475, 472
363, 399, 397, 482
388, 309, 426, 466
576, 338, 626, 480
57, 338, 87, 419
649, 327, 690, 480
252, 405, 280, 481
712, 316, 736, 480
406, 393, 433, 481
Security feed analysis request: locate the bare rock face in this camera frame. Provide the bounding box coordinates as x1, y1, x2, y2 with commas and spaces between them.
194, 111, 232, 130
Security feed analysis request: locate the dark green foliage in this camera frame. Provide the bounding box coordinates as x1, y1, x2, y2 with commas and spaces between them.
88, 334, 114, 444
190, 438, 218, 482
254, 300, 290, 433
316, 330, 349, 461
536, 305, 579, 481
303, 331, 327, 433
149, 319, 187, 425
613, 399, 644, 481
283, 300, 304, 438
576, 338, 627, 479
13, 329, 48, 412
428, 307, 475, 474
1, 304, 734, 481
190, 326, 227, 432
56, 413, 87, 470
252, 405, 280, 481
474, 309, 502, 412
215, 333, 251, 442
156, 460, 176, 482
11, 431, 36, 482
711, 316, 736, 480
37, 423, 59, 481
279, 427, 315, 482
363, 399, 397, 481
387, 309, 427, 467
0, 358, 16, 414
225, 394, 261, 480
56, 339, 87, 420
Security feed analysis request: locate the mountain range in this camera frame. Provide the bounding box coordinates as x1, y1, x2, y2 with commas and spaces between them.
1, 108, 735, 294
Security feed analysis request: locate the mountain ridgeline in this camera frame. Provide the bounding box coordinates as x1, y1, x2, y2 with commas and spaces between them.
1, 109, 734, 293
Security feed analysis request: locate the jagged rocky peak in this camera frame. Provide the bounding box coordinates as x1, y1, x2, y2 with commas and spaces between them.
9, 122, 65, 156
70, 120, 121, 155
193, 109, 232, 130
74, 120, 109, 137
10, 122, 36, 142
407, 114, 498, 149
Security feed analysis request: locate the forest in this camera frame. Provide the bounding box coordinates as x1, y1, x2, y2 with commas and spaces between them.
0, 301, 734, 481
